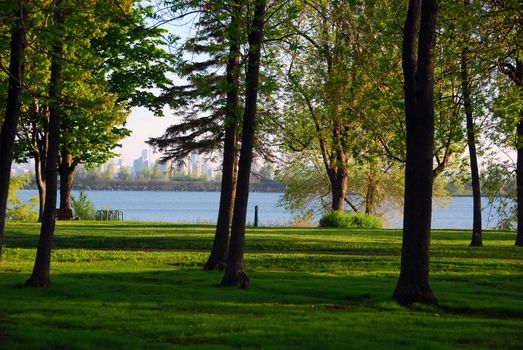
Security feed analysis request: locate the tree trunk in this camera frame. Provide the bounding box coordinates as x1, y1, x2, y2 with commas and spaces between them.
514, 60, 523, 247
26, 0, 64, 288
330, 168, 347, 211
0, 2, 27, 257
393, 0, 438, 305
59, 148, 74, 210
461, 47, 482, 246
34, 154, 46, 222
205, 2, 241, 270
517, 113, 523, 246
221, 0, 266, 288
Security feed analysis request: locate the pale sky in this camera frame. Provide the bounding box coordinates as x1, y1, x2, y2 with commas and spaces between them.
115, 107, 177, 165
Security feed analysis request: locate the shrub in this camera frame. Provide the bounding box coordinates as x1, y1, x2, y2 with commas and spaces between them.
72, 191, 96, 220
6, 175, 38, 222
319, 211, 383, 229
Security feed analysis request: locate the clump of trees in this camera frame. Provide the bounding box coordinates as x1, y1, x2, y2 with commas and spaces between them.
0, 0, 172, 285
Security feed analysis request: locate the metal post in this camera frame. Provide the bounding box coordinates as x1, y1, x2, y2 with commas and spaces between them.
254, 205, 259, 227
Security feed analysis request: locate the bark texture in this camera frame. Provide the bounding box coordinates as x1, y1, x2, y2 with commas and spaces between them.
26, 0, 64, 287
204, 2, 241, 271
221, 0, 266, 287
393, 0, 439, 305
0, 2, 27, 257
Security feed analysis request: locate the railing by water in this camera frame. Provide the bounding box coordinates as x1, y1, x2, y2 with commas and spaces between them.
96, 210, 124, 221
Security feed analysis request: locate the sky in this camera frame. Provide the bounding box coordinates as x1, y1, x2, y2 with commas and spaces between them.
116, 107, 176, 165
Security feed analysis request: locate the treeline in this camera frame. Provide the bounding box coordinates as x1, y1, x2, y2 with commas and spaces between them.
34, 178, 285, 192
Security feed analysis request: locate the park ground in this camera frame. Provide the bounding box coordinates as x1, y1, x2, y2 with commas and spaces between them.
0, 222, 522, 349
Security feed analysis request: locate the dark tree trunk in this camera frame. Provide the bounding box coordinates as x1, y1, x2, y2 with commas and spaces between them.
517, 113, 523, 246
58, 148, 75, 210
204, 1, 242, 271
514, 60, 523, 247
221, 0, 266, 288
329, 139, 348, 211
330, 168, 347, 211
461, 48, 482, 246
34, 154, 46, 222
393, 0, 439, 305
30, 103, 48, 222
365, 180, 376, 215
0, 3, 27, 257
26, 0, 64, 288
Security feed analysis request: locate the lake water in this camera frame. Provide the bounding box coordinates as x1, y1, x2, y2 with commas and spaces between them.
17, 190, 505, 229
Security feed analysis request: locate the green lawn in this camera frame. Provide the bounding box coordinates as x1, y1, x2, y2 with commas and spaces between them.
0, 222, 522, 349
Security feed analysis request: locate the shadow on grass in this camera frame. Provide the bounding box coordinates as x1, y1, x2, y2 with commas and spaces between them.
1, 266, 522, 349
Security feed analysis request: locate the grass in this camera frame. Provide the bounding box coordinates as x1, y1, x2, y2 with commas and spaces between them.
0, 221, 522, 349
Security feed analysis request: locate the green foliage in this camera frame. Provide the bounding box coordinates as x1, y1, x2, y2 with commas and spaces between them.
319, 211, 383, 229
72, 191, 96, 220
6, 175, 38, 222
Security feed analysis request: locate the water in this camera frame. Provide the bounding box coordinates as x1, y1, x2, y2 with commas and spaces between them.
17, 190, 505, 229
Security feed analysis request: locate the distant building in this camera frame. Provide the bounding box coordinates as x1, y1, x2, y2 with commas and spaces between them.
133, 158, 144, 174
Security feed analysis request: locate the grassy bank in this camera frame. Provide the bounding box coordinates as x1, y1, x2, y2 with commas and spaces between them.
0, 222, 522, 349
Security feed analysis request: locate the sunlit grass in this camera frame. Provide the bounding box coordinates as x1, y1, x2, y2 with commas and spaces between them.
0, 222, 522, 349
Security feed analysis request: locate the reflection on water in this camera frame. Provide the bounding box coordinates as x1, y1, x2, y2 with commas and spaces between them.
18, 190, 507, 229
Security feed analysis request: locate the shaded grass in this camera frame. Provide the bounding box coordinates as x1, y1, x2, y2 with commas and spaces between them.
0, 222, 522, 349
3, 221, 521, 259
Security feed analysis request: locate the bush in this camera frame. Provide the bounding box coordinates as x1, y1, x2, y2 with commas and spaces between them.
319, 211, 383, 229
6, 175, 38, 222
72, 192, 96, 220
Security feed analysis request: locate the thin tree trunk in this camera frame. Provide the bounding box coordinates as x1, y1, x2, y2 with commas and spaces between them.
0, 2, 27, 257
393, 0, 438, 305
221, 0, 266, 288
514, 60, 523, 247
461, 48, 482, 246
516, 113, 523, 246
59, 148, 74, 210
204, 1, 242, 270
34, 154, 46, 222
26, 0, 64, 287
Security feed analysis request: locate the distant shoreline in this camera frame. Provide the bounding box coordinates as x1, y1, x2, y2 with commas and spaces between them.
26, 179, 286, 193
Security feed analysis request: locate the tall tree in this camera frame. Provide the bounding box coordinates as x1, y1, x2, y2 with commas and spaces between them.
221, 0, 266, 288
486, 0, 522, 245
26, 0, 64, 287
146, 0, 247, 270
0, 1, 27, 257
205, 0, 242, 270
460, 0, 482, 246
392, 0, 439, 305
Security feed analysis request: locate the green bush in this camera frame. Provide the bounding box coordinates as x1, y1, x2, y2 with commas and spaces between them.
6, 175, 38, 222
72, 191, 96, 220
319, 211, 383, 229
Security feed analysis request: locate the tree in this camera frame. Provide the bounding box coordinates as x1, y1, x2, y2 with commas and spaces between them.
147, 0, 245, 270
14, 1, 168, 215
0, 0, 27, 257
392, 0, 439, 305
26, 0, 64, 288
272, 0, 410, 216
459, 0, 482, 246
482, 0, 522, 246
205, 0, 242, 270
221, 0, 267, 288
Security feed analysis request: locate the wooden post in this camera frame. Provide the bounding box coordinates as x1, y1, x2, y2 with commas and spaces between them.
254, 205, 259, 227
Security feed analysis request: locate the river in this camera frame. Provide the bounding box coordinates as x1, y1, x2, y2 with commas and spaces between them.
17, 190, 506, 229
